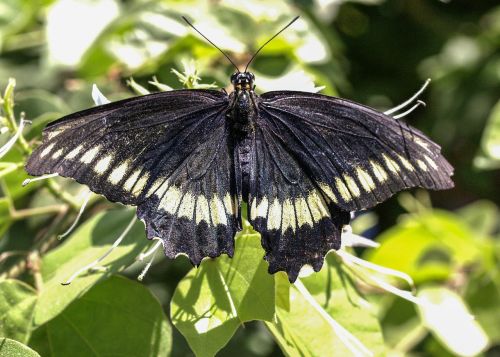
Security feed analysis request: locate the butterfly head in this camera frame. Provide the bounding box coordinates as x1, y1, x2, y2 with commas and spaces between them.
231, 72, 255, 91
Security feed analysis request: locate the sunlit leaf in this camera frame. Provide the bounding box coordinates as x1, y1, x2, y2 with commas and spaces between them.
379, 296, 424, 351
417, 286, 489, 357
0, 280, 37, 343
267, 254, 385, 356
474, 99, 500, 170
466, 271, 500, 343
364, 210, 481, 283
29, 276, 171, 357
0, 338, 40, 357
171, 232, 274, 357
33, 209, 149, 326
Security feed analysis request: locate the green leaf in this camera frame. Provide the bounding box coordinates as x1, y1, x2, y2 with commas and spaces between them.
0, 338, 40, 357
15, 89, 70, 121
0, 197, 12, 237
474, 99, 500, 170
170, 232, 274, 357
33, 208, 149, 326
379, 296, 425, 351
267, 254, 385, 357
364, 210, 481, 283
0, 280, 37, 343
457, 200, 499, 238
29, 276, 171, 357
466, 271, 500, 343
417, 286, 489, 357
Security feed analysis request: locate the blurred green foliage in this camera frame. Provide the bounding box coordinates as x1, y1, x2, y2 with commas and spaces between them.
0, 1, 499, 356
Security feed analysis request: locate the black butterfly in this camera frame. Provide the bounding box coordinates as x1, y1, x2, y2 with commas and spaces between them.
25, 17, 454, 282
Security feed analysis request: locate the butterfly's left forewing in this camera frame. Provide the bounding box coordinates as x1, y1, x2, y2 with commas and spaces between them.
248, 90, 454, 281
26, 89, 239, 262
258, 91, 454, 212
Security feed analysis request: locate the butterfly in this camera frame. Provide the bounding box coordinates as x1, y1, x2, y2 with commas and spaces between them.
25, 17, 454, 282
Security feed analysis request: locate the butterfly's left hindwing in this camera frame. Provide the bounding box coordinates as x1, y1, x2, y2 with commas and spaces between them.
248, 124, 350, 282
26, 89, 239, 262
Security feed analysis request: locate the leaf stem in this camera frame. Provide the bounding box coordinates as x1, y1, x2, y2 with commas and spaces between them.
61, 216, 137, 285
27, 250, 44, 292
9, 204, 67, 220
0, 162, 23, 178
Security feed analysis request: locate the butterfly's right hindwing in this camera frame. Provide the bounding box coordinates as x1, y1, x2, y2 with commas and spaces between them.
26, 89, 239, 263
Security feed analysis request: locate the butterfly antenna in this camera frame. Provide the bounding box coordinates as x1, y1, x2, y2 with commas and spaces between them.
182, 16, 240, 73
244, 16, 300, 72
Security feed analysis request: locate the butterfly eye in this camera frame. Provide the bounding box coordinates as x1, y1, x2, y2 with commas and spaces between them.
230, 73, 238, 82
249, 73, 255, 81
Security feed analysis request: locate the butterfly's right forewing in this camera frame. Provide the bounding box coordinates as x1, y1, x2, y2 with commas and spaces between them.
26, 89, 239, 263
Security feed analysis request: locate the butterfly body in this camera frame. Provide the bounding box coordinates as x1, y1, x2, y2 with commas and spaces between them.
26, 70, 454, 282
228, 72, 259, 207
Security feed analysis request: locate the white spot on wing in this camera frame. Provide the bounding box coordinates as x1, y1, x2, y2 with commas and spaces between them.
318, 182, 337, 203
108, 161, 128, 184
132, 172, 150, 196
152, 179, 169, 198
94, 154, 113, 174
80, 146, 100, 164
124, 169, 140, 191
370, 160, 388, 182
52, 148, 63, 159
195, 196, 211, 225
281, 199, 296, 233
295, 197, 313, 227
267, 198, 282, 230
210, 196, 227, 226
178, 192, 195, 219
307, 190, 329, 222
356, 167, 375, 192
40, 143, 55, 158
343, 174, 361, 198
66, 145, 83, 159
223, 193, 236, 216
250, 198, 257, 220
335, 177, 351, 202
160, 186, 181, 214
383, 153, 400, 173
417, 159, 428, 171
47, 130, 62, 140
397, 154, 414, 171
255, 197, 269, 218
424, 155, 438, 170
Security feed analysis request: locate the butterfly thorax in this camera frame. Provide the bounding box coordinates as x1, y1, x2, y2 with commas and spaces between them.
229, 72, 257, 135
229, 90, 257, 136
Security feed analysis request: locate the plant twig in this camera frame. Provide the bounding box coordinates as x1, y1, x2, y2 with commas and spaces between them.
9, 204, 67, 220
